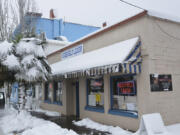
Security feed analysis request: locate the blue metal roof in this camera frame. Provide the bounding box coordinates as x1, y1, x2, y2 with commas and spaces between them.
14, 16, 100, 42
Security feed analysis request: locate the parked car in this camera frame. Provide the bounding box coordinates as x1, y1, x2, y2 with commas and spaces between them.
0, 92, 5, 108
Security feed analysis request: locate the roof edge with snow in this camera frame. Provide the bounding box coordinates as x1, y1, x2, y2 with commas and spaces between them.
47, 10, 147, 57
51, 37, 142, 79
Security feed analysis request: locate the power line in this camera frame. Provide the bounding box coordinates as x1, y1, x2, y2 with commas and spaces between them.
120, 0, 180, 40
153, 18, 180, 40
119, 0, 145, 10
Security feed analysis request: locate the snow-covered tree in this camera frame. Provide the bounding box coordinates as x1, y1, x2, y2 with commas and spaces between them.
0, 33, 51, 111
15, 34, 51, 110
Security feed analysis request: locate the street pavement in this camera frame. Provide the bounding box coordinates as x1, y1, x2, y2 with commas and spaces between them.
31, 111, 110, 135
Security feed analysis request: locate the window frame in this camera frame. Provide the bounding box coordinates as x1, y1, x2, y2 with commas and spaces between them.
53, 81, 63, 106
44, 82, 51, 103
85, 76, 104, 113
109, 74, 138, 118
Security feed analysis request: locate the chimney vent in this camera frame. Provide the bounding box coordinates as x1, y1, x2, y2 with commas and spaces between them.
50, 9, 55, 19
102, 22, 107, 27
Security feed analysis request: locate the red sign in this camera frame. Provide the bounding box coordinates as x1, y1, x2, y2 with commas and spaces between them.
117, 81, 135, 95
49, 83, 53, 89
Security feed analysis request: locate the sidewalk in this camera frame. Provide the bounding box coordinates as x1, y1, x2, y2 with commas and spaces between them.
31, 111, 110, 135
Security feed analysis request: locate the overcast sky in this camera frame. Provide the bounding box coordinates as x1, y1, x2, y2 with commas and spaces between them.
35, 0, 180, 27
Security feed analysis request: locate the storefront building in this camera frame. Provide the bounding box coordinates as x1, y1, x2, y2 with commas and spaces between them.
40, 10, 180, 131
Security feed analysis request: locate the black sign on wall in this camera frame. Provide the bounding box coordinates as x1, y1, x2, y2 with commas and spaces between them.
150, 74, 173, 92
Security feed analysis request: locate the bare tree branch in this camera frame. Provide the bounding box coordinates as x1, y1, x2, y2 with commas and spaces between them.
0, 0, 38, 41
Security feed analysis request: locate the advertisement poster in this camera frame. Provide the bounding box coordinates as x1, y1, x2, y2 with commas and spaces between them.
117, 81, 136, 96
90, 78, 103, 91
150, 74, 172, 92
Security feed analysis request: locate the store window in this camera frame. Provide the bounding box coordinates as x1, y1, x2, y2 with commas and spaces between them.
86, 76, 104, 112
53, 81, 63, 105
110, 75, 138, 117
32, 85, 36, 98
44, 82, 52, 102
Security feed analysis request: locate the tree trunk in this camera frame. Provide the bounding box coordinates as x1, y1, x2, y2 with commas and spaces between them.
18, 83, 25, 111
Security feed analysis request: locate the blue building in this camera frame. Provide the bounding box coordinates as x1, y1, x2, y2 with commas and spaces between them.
14, 12, 100, 42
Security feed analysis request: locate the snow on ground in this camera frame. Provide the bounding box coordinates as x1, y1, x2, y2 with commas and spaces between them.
74, 118, 180, 135
33, 108, 61, 117
21, 122, 77, 135
73, 118, 132, 135
167, 124, 180, 135
0, 108, 77, 135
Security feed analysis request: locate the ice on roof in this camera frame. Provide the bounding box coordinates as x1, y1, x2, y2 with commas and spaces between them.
51, 37, 139, 75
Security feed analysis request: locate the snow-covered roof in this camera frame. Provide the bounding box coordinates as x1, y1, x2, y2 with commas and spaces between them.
51, 37, 140, 75
148, 10, 180, 23
46, 39, 70, 45
45, 39, 70, 56
48, 11, 146, 57
123, 0, 180, 23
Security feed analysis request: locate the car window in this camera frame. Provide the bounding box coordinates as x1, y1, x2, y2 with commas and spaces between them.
0, 93, 4, 99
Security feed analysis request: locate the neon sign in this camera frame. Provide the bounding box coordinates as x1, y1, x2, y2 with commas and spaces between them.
117, 81, 136, 95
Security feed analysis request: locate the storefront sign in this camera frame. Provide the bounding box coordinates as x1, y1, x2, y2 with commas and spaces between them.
150, 74, 172, 92
61, 44, 83, 60
117, 81, 136, 95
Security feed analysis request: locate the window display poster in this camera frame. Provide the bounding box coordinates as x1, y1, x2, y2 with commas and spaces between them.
90, 78, 103, 91
150, 74, 172, 92
117, 81, 136, 95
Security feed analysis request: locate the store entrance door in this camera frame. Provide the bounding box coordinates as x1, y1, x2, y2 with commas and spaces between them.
75, 81, 80, 117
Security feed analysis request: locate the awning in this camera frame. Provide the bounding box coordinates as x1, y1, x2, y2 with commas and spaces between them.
51, 37, 142, 78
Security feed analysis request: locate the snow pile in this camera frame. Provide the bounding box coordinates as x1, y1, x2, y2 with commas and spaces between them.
74, 116, 180, 135
167, 124, 180, 135
34, 108, 61, 117
0, 109, 77, 135
51, 37, 139, 75
73, 118, 131, 135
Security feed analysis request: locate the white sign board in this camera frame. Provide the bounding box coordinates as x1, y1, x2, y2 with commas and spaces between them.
135, 113, 170, 135
61, 44, 83, 60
